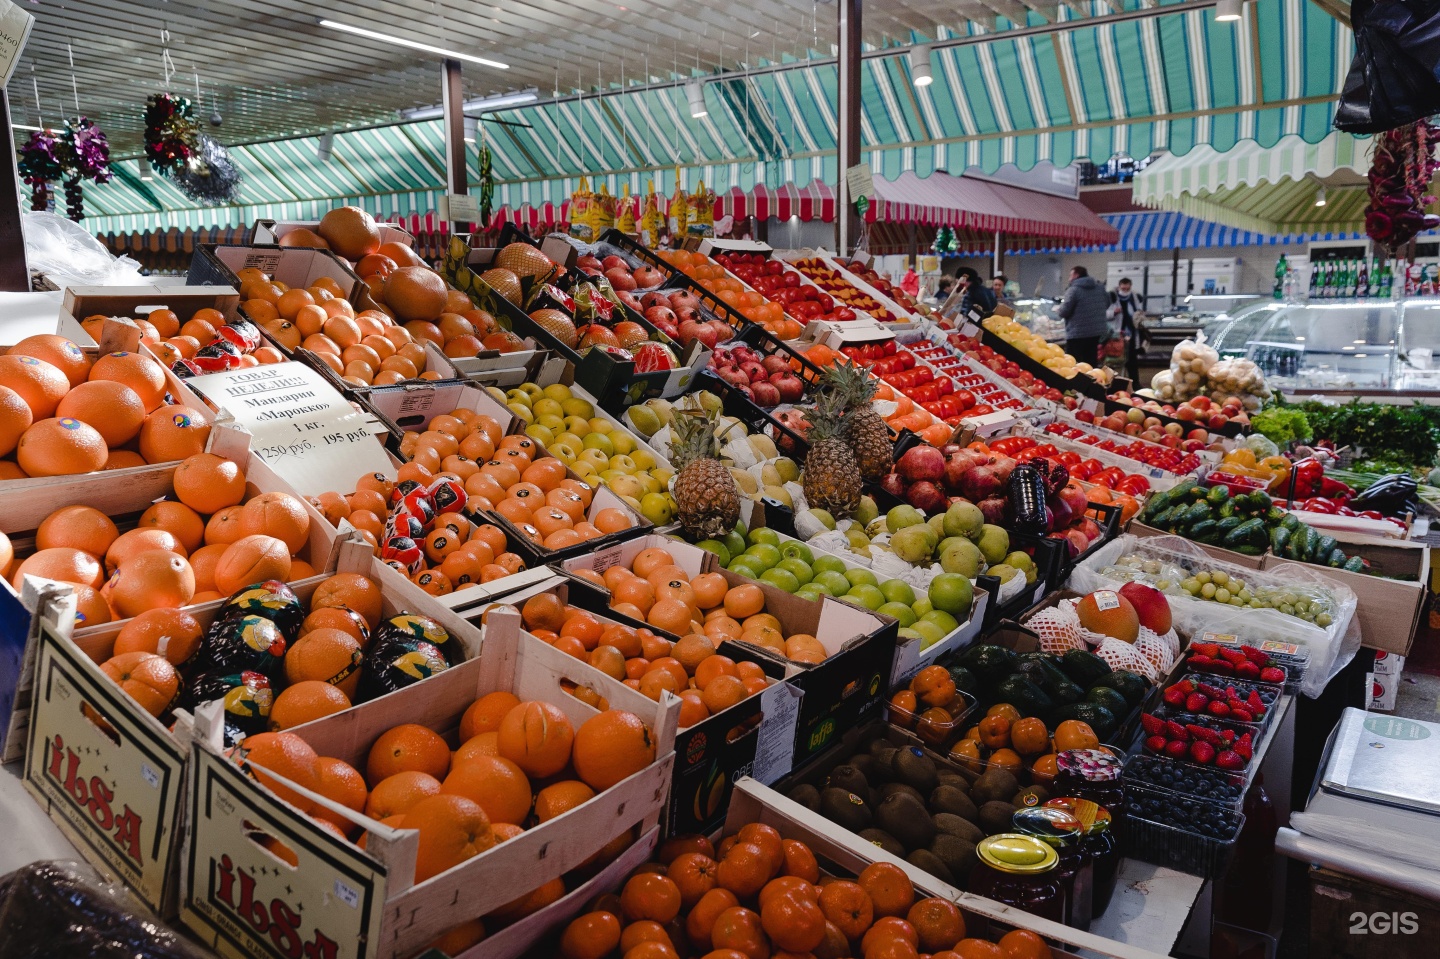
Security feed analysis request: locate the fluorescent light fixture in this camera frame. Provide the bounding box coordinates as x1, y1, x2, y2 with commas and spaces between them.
12, 123, 39, 131
139, 157, 154, 181
318, 19, 508, 69
463, 117, 477, 143
686, 79, 707, 118
1315, 186, 1327, 207
1214, 0, 1243, 21
400, 88, 539, 121
909, 45, 933, 87
317, 131, 334, 161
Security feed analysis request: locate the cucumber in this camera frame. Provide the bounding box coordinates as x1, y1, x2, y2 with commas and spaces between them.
1142, 490, 1171, 520
1326, 547, 1347, 568
1180, 503, 1211, 529
1235, 544, 1265, 555
1189, 520, 1220, 543
1315, 535, 1338, 561
1271, 526, 1292, 556
1264, 506, 1288, 525
1281, 513, 1302, 531
1216, 516, 1244, 536
1223, 518, 1266, 549
1343, 555, 1365, 573
1219, 501, 1238, 519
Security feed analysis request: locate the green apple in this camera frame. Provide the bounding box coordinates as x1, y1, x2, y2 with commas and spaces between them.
844, 584, 886, 611
760, 568, 801, 593
815, 570, 852, 596
813, 555, 847, 576
742, 543, 782, 570
921, 609, 961, 635
779, 541, 814, 565
748, 528, 779, 547
777, 557, 814, 586
696, 539, 730, 565
929, 573, 975, 618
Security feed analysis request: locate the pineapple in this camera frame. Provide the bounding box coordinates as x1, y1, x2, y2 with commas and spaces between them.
671, 408, 741, 538
802, 389, 863, 518
827, 361, 892, 481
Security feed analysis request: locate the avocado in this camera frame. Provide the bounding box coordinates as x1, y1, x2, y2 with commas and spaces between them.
929, 834, 978, 881
1012, 785, 1051, 807
946, 665, 979, 696
1059, 649, 1112, 687
1084, 686, 1129, 717
892, 747, 940, 794
859, 829, 906, 859
928, 785, 978, 822
934, 813, 984, 844
827, 764, 870, 796
970, 769, 1020, 806
993, 674, 1053, 718
1051, 703, 1118, 741
878, 782, 925, 805
978, 801, 1018, 835
958, 644, 1020, 685
787, 783, 820, 811
1090, 669, 1148, 706
907, 848, 955, 885
819, 788, 872, 831
875, 793, 936, 851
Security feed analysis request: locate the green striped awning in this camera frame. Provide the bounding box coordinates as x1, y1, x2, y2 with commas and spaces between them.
1133, 131, 1371, 234
78, 0, 1354, 236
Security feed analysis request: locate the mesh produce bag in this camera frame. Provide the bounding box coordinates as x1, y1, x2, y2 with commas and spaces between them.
1023, 597, 1177, 681
1166, 339, 1219, 400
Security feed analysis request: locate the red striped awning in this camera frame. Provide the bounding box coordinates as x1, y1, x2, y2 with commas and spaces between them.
863, 171, 1117, 246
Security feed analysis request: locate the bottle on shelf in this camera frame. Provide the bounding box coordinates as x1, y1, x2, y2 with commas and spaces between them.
1356, 258, 1370, 298
1324, 260, 1337, 298
1344, 259, 1357, 298
1273, 254, 1287, 299
1379, 258, 1393, 298
1308, 260, 1320, 298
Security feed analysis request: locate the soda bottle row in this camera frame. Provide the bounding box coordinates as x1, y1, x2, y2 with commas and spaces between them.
1303, 257, 1398, 300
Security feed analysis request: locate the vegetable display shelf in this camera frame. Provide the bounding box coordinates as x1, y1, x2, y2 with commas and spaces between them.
1098, 395, 1247, 440
973, 324, 1110, 400
775, 248, 917, 324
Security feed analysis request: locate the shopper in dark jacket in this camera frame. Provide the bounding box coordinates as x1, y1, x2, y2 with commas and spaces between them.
1056, 266, 1110, 366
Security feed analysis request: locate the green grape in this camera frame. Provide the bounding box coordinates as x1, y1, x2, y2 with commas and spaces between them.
1214, 587, 1231, 604
1201, 583, 1217, 599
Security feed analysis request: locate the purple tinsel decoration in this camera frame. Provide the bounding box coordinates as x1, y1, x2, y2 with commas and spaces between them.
17, 118, 112, 220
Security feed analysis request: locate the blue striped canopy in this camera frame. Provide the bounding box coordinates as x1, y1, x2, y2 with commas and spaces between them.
1001, 210, 1364, 255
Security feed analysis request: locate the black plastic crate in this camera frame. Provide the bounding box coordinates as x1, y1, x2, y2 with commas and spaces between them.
1119, 782, 1245, 880
697, 368, 811, 459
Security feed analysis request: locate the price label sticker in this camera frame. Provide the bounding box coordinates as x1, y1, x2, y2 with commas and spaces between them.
1093, 590, 1120, 611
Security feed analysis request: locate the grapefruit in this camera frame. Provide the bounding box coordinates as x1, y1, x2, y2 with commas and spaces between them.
318, 207, 381, 260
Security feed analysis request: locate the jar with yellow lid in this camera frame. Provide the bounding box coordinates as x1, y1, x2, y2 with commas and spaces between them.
1013, 805, 1092, 929
969, 833, 1066, 924
1046, 796, 1119, 917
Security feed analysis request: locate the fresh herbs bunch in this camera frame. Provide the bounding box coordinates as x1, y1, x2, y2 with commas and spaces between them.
1298, 401, 1440, 467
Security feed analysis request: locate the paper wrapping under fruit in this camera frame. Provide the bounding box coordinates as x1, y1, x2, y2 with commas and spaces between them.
1068, 533, 1359, 697
1023, 597, 1178, 682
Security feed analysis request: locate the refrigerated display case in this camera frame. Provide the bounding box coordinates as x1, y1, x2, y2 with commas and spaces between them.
1206, 299, 1289, 358
1246, 300, 1397, 391
1012, 297, 1066, 341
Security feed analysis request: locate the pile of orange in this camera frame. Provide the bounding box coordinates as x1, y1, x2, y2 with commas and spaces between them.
947, 706, 1104, 785
657, 249, 804, 340
3, 451, 318, 632
887, 665, 967, 746
0, 335, 210, 478
96, 570, 378, 723
552, 828, 1054, 959
1081, 485, 1140, 525
229, 696, 657, 949
131, 306, 286, 370
872, 380, 958, 449
517, 589, 771, 729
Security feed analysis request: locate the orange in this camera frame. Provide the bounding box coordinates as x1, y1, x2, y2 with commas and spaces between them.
239, 491, 311, 554
269, 680, 351, 730
631, 547, 675, 579
668, 851, 720, 909
16, 417, 108, 476
454, 732, 501, 765
0, 384, 31, 456
497, 701, 574, 778
204, 506, 247, 547
100, 651, 179, 718
701, 675, 747, 715
89, 351, 167, 412
364, 770, 442, 819
367, 723, 452, 785
138, 501, 206, 554
173, 453, 247, 513
761, 888, 826, 953
112, 608, 203, 664
1010, 717, 1050, 756
106, 528, 186, 571
107, 549, 196, 617
441, 755, 532, 825
691, 572, 729, 610
407, 793, 495, 883
55, 381, 145, 447
647, 599, 694, 636
459, 691, 521, 741
781, 838, 819, 883
103, 450, 145, 470
312, 572, 383, 627
710, 906, 767, 958
312, 757, 368, 834
819, 880, 874, 939
672, 634, 715, 675
0, 354, 69, 418
8, 334, 91, 387
694, 655, 738, 690
908, 897, 966, 952
187, 543, 228, 593
229, 731, 321, 812
723, 584, 764, 620
284, 628, 363, 698
213, 535, 292, 595
426, 920, 486, 956
997, 928, 1052, 959
859, 862, 915, 919
35, 504, 117, 557
686, 888, 741, 949
952, 940, 1005, 959
530, 779, 595, 823
560, 911, 623, 959
621, 872, 683, 924
572, 709, 655, 791
71, 586, 112, 628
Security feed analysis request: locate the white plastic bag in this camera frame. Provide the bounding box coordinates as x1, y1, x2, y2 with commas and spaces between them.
22, 211, 146, 288
1022, 597, 1178, 681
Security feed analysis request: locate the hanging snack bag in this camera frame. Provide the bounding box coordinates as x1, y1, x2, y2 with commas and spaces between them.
616, 182, 638, 234
669, 174, 690, 238
687, 179, 716, 237
640, 179, 663, 246
568, 175, 594, 241
589, 183, 617, 237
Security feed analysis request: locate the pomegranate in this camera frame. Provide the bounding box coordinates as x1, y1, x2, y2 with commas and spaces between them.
896, 445, 945, 483
906, 481, 948, 514
605, 267, 637, 291
771, 372, 805, 404
977, 495, 1008, 525
761, 355, 791, 375
668, 290, 701, 312
880, 472, 908, 499
601, 255, 628, 271
751, 381, 781, 408
640, 291, 670, 310
643, 305, 677, 327
633, 266, 665, 289
959, 458, 1007, 501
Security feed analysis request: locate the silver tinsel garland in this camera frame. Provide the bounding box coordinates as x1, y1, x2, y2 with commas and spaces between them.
171, 135, 242, 205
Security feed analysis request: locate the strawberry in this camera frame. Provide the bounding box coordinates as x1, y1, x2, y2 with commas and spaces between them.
1215, 750, 1245, 770
1218, 647, 1247, 665
1186, 724, 1222, 745
1165, 720, 1190, 741
1235, 661, 1261, 679
1246, 690, 1265, 711
1241, 646, 1269, 665
1186, 692, 1209, 713
1191, 643, 1221, 658
1189, 740, 1216, 764
1260, 666, 1286, 684
1234, 739, 1254, 761
1140, 714, 1166, 736
1188, 654, 1216, 669
1207, 701, 1231, 717
1197, 682, 1225, 699
1163, 686, 1188, 707
1220, 729, 1236, 745
1165, 739, 1190, 758
1229, 707, 1254, 723
1145, 735, 1168, 754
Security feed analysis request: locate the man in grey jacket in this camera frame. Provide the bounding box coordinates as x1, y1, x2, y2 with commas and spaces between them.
1056, 266, 1110, 366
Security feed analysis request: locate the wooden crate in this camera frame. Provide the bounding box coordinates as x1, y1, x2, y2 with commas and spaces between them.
179, 606, 680, 959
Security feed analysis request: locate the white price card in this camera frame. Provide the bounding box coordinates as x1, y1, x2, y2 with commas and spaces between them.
0, 2, 33, 86
751, 681, 803, 785
184, 362, 393, 496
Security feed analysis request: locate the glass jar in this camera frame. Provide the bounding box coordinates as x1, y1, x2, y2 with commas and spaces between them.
970, 833, 1066, 925
1046, 797, 1119, 919
1054, 748, 1124, 810
1012, 806, 1092, 929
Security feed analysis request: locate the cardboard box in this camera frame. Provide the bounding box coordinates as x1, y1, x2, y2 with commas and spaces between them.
61, 284, 242, 329
251, 219, 415, 249
1307, 865, 1440, 959
1371, 649, 1405, 675
188, 246, 375, 346
179, 607, 679, 959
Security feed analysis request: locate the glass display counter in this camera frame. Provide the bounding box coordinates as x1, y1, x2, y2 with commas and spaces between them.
1013, 297, 1066, 341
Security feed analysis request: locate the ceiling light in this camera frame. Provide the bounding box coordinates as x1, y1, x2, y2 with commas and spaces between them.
1315, 186, 1327, 207
12, 123, 39, 131
686, 80, 708, 118
317, 132, 334, 161
318, 19, 508, 69
464, 117, 477, 143
401, 88, 539, 121
1214, 0, 1243, 21
909, 45, 933, 87
139, 157, 154, 181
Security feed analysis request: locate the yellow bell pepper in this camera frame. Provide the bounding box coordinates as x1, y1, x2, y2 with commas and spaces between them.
1223, 448, 1258, 468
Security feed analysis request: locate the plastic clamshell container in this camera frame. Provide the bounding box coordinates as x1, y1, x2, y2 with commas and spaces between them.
1156, 673, 1281, 732
1184, 656, 1290, 691
1118, 781, 1245, 880
1121, 752, 1248, 810
884, 689, 978, 749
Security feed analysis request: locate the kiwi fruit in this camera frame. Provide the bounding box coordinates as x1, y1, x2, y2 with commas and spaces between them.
878, 782, 925, 804
937, 769, 974, 790
1013, 785, 1051, 807
970, 769, 1020, 806
907, 848, 955, 885
892, 747, 939, 794
875, 793, 936, 851
859, 828, 906, 859
787, 783, 820, 811
934, 812, 984, 845
929, 833, 978, 881
868, 738, 894, 758
874, 746, 899, 771
928, 785, 978, 822
978, 800, 1018, 835
819, 787, 873, 831
849, 754, 879, 783
827, 764, 869, 796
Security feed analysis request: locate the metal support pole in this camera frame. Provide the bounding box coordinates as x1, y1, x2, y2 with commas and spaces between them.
993, 232, 1004, 279
0, 90, 28, 290
441, 58, 469, 233
837, 0, 862, 255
